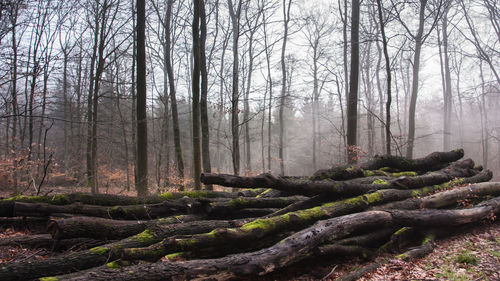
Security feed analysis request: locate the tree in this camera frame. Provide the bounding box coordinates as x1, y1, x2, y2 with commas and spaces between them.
346, 0, 360, 163
376, 0, 392, 155
227, 0, 244, 175
279, 0, 292, 175
393, 0, 444, 158
136, 0, 148, 196
199, 0, 211, 187
192, 0, 203, 190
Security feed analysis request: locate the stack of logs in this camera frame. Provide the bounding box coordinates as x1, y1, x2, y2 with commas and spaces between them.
0, 149, 499, 281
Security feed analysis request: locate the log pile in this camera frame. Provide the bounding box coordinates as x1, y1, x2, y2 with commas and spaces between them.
0, 149, 499, 280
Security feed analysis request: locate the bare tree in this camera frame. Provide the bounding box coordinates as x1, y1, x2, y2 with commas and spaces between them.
227, 0, 244, 175
392, 0, 444, 158
376, 0, 392, 155
279, 0, 292, 175
346, 0, 360, 163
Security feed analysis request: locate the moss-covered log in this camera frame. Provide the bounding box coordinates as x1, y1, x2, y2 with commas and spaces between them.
0, 217, 247, 281
359, 148, 464, 171
121, 173, 488, 262
205, 196, 304, 216
373, 175, 498, 211
12, 197, 205, 219
47, 214, 202, 240
57, 196, 500, 281
0, 234, 106, 251
0, 191, 245, 217
310, 149, 464, 181
201, 158, 476, 198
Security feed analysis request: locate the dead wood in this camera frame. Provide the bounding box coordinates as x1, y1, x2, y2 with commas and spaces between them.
57, 196, 500, 281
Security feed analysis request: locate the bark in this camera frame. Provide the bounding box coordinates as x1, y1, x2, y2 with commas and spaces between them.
373, 173, 497, 211
136, 0, 148, 196
47, 215, 203, 240
12, 198, 205, 219
312, 149, 464, 180
121, 173, 489, 263
50, 217, 146, 240
316, 244, 376, 260
165, 0, 185, 179
0, 234, 105, 251
199, 0, 212, 189
205, 196, 305, 216
59, 198, 500, 280
0, 217, 49, 233
346, 0, 360, 163
201, 158, 476, 197
0, 219, 246, 281
192, 0, 202, 190
360, 148, 464, 171
228, 0, 242, 176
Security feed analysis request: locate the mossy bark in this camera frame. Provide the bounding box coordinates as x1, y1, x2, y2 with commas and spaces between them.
0, 218, 244, 280
58, 198, 500, 281
121, 173, 488, 262
201, 159, 477, 198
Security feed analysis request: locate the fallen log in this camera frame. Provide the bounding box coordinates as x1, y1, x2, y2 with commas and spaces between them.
0, 217, 49, 233
120, 173, 488, 262
47, 214, 202, 240
359, 148, 464, 171
56, 196, 500, 281
12, 197, 204, 219
0, 217, 248, 280
201, 158, 476, 198
311, 149, 464, 181
373, 176, 498, 211
0, 190, 243, 217
205, 196, 304, 216
0, 234, 106, 251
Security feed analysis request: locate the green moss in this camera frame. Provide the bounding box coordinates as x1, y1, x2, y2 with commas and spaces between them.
490, 250, 500, 257
343, 193, 382, 206
364, 192, 382, 204
421, 234, 435, 245
256, 188, 273, 198
372, 179, 389, 185
380, 167, 392, 172
455, 251, 480, 265
396, 253, 407, 260
206, 229, 219, 237
182, 191, 208, 198
106, 261, 121, 269
133, 229, 155, 243
89, 246, 110, 255
160, 192, 175, 200
165, 252, 184, 259
240, 218, 277, 232
40, 277, 59, 281
391, 171, 418, 177
229, 198, 248, 208
364, 170, 376, 177
393, 227, 408, 236
296, 206, 325, 220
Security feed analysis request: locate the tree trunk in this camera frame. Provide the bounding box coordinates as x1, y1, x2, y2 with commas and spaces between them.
199, 0, 212, 189
136, 0, 148, 196
346, 0, 360, 163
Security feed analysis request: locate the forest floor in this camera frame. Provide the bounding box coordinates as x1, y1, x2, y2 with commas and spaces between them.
1, 214, 499, 280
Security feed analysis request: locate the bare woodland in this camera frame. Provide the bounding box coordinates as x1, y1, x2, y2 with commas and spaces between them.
0, 0, 500, 280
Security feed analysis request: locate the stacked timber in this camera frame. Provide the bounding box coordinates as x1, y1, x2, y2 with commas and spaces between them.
0, 149, 499, 281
